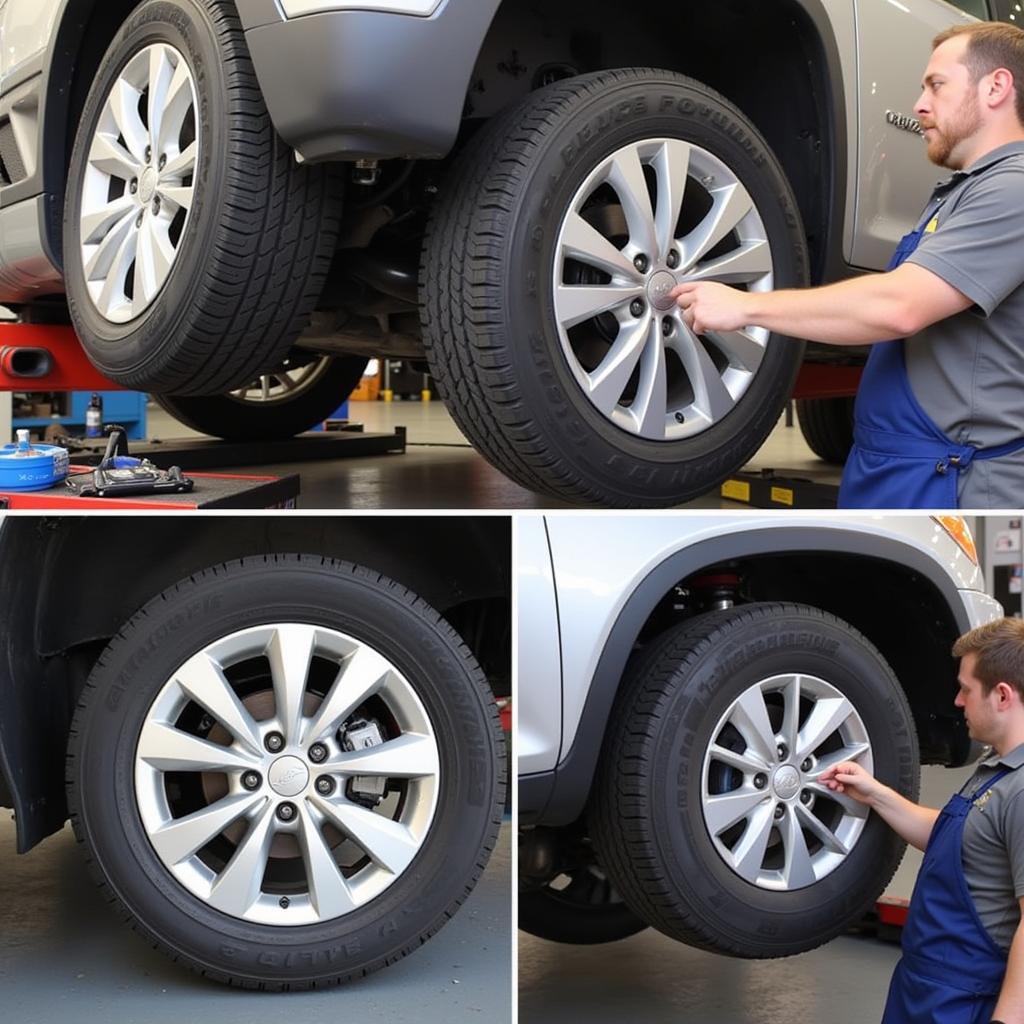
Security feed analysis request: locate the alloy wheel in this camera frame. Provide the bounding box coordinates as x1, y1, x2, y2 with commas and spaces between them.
700, 673, 872, 891
134, 623, 439, 926
552, 138, 774, 440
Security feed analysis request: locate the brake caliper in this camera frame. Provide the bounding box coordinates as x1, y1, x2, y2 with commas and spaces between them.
341, 718, 388, 807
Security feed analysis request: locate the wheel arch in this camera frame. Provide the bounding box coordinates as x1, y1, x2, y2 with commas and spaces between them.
0, 515, 509, 853
521, 527, 975, 827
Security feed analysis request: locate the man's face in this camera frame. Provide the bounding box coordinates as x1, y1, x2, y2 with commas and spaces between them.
954, 653, 1000, 743
915, 36, 984, 169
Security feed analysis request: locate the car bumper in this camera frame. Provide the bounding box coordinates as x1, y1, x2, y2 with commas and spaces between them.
243, 0, 501, 162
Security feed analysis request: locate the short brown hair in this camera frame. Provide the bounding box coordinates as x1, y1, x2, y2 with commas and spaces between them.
952, 618, 1024, 696
933, 22, 1024, 125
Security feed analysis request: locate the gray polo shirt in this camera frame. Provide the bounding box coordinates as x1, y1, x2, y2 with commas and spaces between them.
903, 140, 1024, 508
958, 742, 1024, 950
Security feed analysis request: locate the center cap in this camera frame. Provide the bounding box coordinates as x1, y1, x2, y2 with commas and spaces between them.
647, 270, 678, 311
772, 764, 801, 801
139, 167, 158, 205
268, 755, 309, 797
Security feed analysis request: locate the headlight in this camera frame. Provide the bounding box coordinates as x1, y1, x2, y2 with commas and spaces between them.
933, 516, 979, 565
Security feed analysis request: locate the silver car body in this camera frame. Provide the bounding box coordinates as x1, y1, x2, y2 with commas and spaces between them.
0, 0, 977, 304
518, 513, 1003, 777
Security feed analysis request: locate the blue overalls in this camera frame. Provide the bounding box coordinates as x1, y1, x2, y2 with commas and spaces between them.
838, 191, 1024, 508
881, 767, 1015, 1024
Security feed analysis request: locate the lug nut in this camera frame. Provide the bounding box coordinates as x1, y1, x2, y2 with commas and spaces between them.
152, 196, 161, 214
662, 317, 674, 336
774, 805, 785, 820
666, 250, 680, 269
776, 744, 788, 760
158, 153, 167, 170
308, 743, 328, 764
800, 791, 812, 804
265, 732, 284, 753
630, 299, 645, 318
241, 771, 261, 791
136, 212, 144, 228
801, 759, 813, 772
276, 802, 296, 822
754, 773, 767, 790
633, 254, 650, 273
145, 145, 152, 163
130, 179, 138, 195
316, 776, 335, 796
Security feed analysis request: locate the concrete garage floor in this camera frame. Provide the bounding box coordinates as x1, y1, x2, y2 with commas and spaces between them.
519, 765, 977, 1024
0, 816, 512, 1024
146, 400, 839, 510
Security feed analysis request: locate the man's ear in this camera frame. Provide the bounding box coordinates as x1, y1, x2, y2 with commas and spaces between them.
997, 680, 1016, 706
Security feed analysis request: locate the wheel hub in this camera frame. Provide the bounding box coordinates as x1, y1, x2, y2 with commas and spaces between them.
138, 166, 158, 205
268, 755, 309, 797
771, 764, 801, 801
646, 270, 678, 311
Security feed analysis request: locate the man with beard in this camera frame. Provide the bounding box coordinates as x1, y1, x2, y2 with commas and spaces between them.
820, 618, 1024, 1023
671, 23, 1024, 509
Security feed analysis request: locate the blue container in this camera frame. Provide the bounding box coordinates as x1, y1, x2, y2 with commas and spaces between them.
0, 430, 70, 491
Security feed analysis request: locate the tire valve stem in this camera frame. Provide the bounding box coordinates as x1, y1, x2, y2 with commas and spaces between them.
279, 897, 290, 909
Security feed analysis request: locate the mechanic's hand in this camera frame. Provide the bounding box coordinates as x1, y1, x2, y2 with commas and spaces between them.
818, 761, 880, 806
670, 281, 752, 335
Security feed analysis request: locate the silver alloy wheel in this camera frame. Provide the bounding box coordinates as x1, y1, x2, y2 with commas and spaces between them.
229, 357, 335, 406
79, 43, 199, 324
134, 624, 439, 926
700, 673, 873, 891
552, 139, 774, 440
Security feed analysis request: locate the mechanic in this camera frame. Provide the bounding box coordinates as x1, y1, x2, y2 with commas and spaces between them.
671, 22, 1024, 509
820, 618, 1024, 1024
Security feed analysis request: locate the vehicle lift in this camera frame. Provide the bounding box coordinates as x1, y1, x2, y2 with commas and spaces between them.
0, 323, 407, 509
719, 364, 860, 509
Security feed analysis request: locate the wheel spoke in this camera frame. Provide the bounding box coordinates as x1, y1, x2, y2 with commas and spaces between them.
728, 802, 776, 883
805, 780, 870, 818
683, 239, 772, 285
107, 78, 148, 163
265, 624, 317, 745
652, 139, 691, 261
796, 697, 857, 762
708, 742, 771, 774
780, 675, 803, 754
313, 796, 421, 876
94, 225, 138, 319
137, 720, 259, 773
156, 58, 193, 156
703, 787, 770, 835
83, 208, 137, 282
703, 328, 766, 374
302, 645, 392, 745
810, 743, 872, 776
208, 804, 276, 917
780, 808, 818, 888
723, 685, 779, 765
670, 326, 736, 424
330, 732, 438, 779
296, 805, 357, 918
80, 197, 136, 247
554, 283, 642, 329
173, 651, 264, 756
160, 185, 193, 212
607, 145, 658, 258
560, 210, 643, 280
626, 318, 668, 439
87, 134, 141, 181
149, 792, 263, 866
678, 181, 754, 270
585, 317, 650, 417
146, 45, 175, 161
133, 216, 164, 314
795, 801, 851, 856
161, 141, 197, 180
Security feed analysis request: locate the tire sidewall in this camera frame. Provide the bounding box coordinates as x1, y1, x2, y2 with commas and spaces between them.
647, 610, 917, 950
503, 75, 807, 497
64, 0, 229, 381
73, 560, 500, 983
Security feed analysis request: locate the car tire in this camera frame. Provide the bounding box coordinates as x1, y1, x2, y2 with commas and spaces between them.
66, 555, 505, 989
590, 602, 918, 958
421, 69, 807, 507
155, 355, 367, 440
63, 0, 341, 396
796, 397, 856, 465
